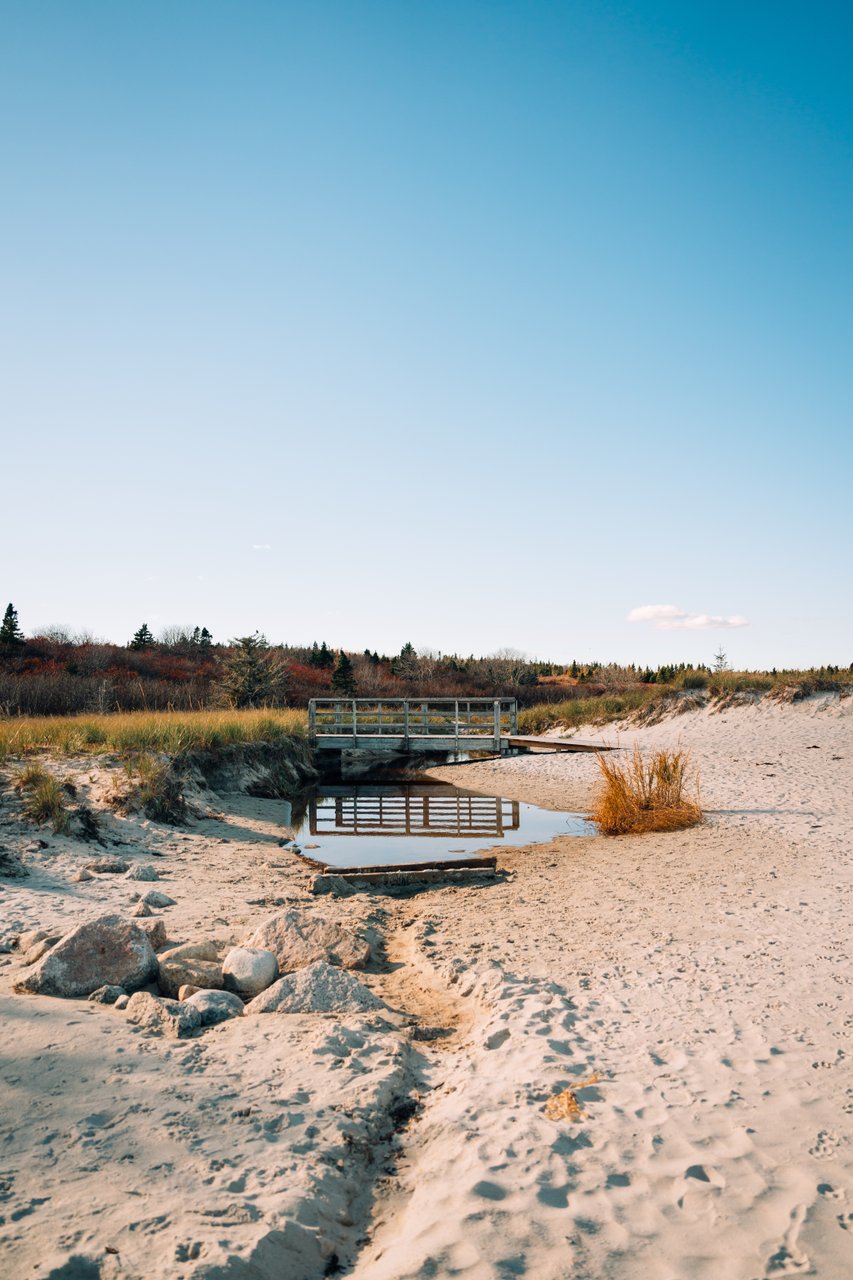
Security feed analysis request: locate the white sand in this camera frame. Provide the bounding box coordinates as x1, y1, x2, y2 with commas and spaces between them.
1, 693, 852, 1278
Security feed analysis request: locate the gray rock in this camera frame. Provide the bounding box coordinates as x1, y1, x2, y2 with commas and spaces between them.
14, 914, 158, 998
18, 929, 50, 953
114, 993, 129, 1010
158, 956, 223, 1000
157, 940, 221, 964
241, 908, 370, 974
73, 868, 95, 882
222, 946, 278, 997
22, 936, 60, 965
136, 918, 168, 951
130, 899, 153, 917
125, 991, 201, 1038
184, 988, 245, 1026
125, 863, 160, 882
177, 983, 201, 1000
87, 984, 126, 1005
246, 960, 385, 1015
140, 890, 176, 908
311, 873, 357, 898
85, 858, 129, 874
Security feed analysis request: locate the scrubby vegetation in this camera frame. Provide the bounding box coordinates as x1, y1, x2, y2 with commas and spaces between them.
590, 745, 702, 836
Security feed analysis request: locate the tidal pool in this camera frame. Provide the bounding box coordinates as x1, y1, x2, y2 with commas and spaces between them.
286, 780, 596, 870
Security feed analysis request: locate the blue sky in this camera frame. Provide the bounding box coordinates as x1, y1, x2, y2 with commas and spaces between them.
2, 2, 850, 667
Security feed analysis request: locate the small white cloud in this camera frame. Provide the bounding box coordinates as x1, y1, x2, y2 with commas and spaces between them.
628, 604, 749, 631
251, 544, 272, 551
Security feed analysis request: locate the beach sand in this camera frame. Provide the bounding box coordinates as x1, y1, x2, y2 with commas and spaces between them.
1, 693, 851, 1278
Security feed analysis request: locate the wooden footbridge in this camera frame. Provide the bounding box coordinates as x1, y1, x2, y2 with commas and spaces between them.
308, 698, 611, 756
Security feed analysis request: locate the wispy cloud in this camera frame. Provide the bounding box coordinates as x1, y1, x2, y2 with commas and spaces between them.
627, 604, 749, 631
251, 544, 272, 551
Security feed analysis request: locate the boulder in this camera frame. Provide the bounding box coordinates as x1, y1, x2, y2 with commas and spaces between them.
184, 989, 245, 1026
125, 991, 201, 1038
158, 957, 223, 1000
222, 946, 278, 997
130, 900, 153, 917
246, 960, 385, 1015
177, 983, 201, 1001
241, 908, 370, 974
125, 863, 159, 882
73, 868, 94, 882
157, 940, 221, 964
87, 984, 126, 1005
136, 918, 168, 951
14, 914, 158, 998
114, 993, 129, 1010
140, 890, 176, 909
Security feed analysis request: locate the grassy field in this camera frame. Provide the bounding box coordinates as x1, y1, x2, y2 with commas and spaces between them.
0, 708, 308, 762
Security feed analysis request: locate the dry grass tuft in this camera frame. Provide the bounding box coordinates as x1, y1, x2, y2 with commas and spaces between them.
590, 743, 702, 836
110, 754, 187, 824
13, 763, 71, 833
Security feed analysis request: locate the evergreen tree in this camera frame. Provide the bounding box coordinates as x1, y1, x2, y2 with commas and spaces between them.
318, 641, 334, 669
309, 641, 321, 667
331, 650, 357, 696
570, 659, 579, 679
392, 641, 419, 679
0, 603, 24, 645
129, 623, 155, 650
218, 633, 289, 707
713, 646, 729, 673
198, 626, 213, 653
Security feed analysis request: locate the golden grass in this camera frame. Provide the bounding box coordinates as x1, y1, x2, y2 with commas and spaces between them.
544, 1074, 601, 1122
0, 708, 308, 762
590, 743, 702, 836
518, 689, 659, 735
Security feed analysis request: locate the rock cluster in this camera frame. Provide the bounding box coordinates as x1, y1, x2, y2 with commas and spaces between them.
241, 907, 370, 972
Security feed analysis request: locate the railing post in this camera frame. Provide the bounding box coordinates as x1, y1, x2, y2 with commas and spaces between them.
403, 699, 409, 744
454, 699, 459, 752
308, 700, 316, 740
352, 698, 357, 746
494, 700, 501, 751
511, 700, 518, 735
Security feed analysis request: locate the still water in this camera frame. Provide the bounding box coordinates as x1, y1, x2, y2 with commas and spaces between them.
284, 781, 596, 870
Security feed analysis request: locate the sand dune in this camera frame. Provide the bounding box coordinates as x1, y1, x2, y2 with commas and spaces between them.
1, 693, 851, 1277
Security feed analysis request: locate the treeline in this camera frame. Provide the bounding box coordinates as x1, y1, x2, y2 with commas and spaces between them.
1, 604, 850, 718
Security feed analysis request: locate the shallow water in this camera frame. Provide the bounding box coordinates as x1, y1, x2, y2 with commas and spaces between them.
288, 781, 596, 870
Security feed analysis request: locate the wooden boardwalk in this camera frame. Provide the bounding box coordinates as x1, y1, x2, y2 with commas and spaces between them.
308, 699, 614, 756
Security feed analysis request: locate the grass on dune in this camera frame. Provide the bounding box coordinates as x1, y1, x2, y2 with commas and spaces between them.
590, 744, 702, 836
518, 689, 659, 735
12, 762, 71, 832
0, 708, 308, 762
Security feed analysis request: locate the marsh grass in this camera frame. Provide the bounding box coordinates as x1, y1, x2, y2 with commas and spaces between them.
0, 708, 308, 762
590, 744, 702, 836
13, 763, 71, 833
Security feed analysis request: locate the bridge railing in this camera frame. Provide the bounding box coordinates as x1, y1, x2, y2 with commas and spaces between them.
308, 698, 518, 746
309, 785, 520, 838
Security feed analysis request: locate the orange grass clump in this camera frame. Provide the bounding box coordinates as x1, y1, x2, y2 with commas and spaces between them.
590, 743, 702, 836
544, 1074, 601, 1122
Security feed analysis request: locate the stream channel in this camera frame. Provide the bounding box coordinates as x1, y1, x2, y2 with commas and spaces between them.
282, 780, 596, 870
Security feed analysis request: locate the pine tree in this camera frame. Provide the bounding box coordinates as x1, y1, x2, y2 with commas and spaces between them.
218, 633, 289, 707
393, 641, 419, 679
713, 646, 729, 673
318, 641, 334, 669
309, 642, 321, 667
0, 603, 24, 645
331, 650, 357, 696
129, 623, 155, 650
199, 627, 213, 653
570, 659, 579, 679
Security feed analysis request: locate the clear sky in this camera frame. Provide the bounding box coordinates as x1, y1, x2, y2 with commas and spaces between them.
2, 1, 850, 668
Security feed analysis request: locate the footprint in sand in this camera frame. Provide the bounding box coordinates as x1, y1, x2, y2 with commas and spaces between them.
809, 1130, 843, 1160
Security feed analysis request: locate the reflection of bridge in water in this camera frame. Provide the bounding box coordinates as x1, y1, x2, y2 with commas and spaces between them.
309, 784, 521, 840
